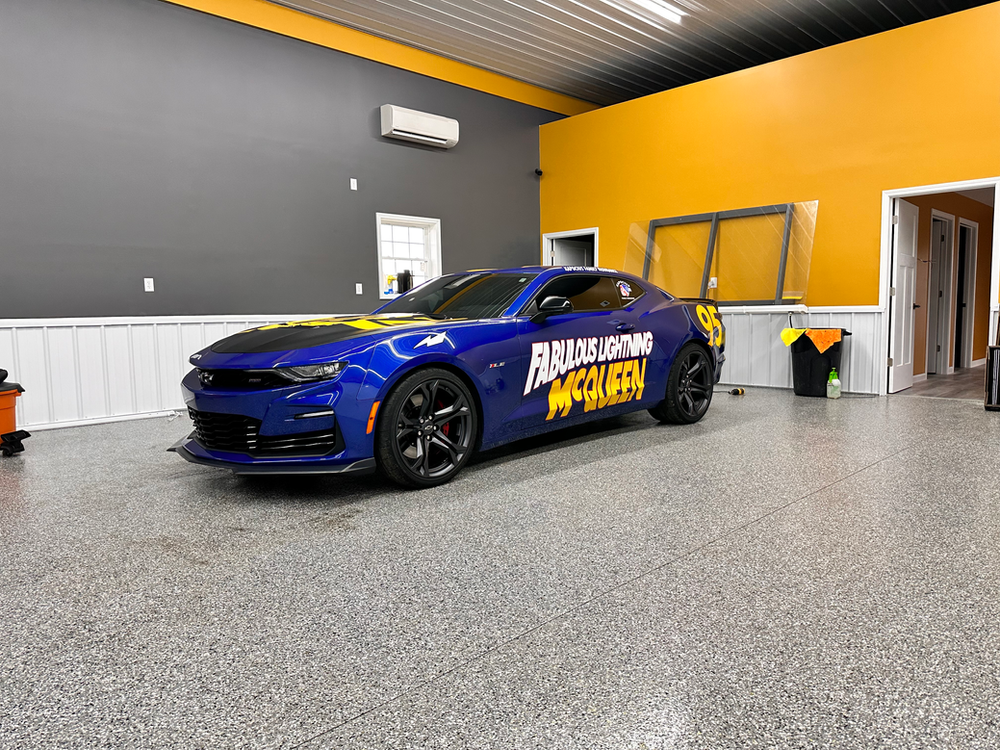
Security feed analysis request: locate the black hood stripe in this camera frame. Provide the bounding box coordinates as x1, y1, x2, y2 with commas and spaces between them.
211, 315, 446, 354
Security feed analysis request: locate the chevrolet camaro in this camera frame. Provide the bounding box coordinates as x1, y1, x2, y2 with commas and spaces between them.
172, 266, 726, 487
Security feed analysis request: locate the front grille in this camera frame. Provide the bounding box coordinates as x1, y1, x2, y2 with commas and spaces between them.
257, 430, 339, 456
189, 409, 261, 453
197, 369, 290, 390
189, 409, 338, 457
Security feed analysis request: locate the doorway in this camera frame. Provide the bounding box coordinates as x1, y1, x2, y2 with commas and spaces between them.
882, 179, 997, 397
542, 228, 598, 267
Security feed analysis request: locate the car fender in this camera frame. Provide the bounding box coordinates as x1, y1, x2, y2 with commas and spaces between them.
664, 303, 725, 381
360, 344, 484, 402
357, 341, 487, 445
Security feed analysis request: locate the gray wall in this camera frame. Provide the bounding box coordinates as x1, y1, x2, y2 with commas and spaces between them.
0, 0, 561, 318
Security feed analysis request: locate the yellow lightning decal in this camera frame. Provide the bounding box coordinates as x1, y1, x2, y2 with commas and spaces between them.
252, 316, 437, 332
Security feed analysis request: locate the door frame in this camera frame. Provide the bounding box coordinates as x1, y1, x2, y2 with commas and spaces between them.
956, 218, 979, 369
541, 227, 599, 267
928, 210, 955, 376
879, 177, 999, 395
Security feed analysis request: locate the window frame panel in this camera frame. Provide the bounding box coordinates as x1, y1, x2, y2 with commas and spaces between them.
642, 203, 795, 306
375, 212, 442, 300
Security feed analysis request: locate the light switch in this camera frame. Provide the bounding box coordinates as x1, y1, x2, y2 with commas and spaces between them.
708, 276, 718, 289
144, 278, 155, 292
355, 283, 363, 295
350, 178, 358, 191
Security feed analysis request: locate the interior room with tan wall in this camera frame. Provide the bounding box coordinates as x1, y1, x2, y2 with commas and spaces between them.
906, 192, 994, 375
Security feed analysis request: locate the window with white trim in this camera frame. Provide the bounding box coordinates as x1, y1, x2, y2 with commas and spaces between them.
376, 213, 442, 299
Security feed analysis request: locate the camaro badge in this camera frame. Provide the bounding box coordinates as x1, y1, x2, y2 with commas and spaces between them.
415, 332, 448, 348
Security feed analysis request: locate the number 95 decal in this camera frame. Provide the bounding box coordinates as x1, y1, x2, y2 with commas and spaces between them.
696, 304, 724, 347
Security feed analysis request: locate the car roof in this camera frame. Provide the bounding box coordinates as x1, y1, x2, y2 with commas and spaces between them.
486, 265, 632, 276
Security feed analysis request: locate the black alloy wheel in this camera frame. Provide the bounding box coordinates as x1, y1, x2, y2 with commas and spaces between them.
376, 367, 478, 488
649, 342, 714, 425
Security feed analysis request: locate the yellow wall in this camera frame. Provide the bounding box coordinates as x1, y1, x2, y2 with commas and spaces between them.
160, 0, 597, 116
905, 193, 994, 372
539, 3, 1000, 306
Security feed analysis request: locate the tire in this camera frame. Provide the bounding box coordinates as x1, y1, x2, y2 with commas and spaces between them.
649, 342, 714, 425
375, 367, 478, 488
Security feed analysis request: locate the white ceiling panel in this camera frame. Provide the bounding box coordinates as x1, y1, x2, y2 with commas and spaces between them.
270, 0, 993, 105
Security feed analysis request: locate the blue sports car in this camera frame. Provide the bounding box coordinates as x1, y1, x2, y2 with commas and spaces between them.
172, 266, 725, 487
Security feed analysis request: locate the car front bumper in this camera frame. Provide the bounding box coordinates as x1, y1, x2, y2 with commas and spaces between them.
169, 433, 376, 475
174, 369, 378, 474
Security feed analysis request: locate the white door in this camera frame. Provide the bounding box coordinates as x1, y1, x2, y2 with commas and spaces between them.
550, 238, 594, 266
889, 198, 919, 392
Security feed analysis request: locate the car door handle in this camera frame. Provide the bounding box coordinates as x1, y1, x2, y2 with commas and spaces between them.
616, 323, 635, 332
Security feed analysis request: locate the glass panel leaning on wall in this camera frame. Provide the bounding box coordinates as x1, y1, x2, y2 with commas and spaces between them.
624, 201, 818, 305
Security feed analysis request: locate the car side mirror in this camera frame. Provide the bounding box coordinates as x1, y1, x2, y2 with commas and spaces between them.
531, 296, 574, 323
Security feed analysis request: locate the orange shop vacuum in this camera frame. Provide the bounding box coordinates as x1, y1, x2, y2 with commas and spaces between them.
0, 368, 29, 457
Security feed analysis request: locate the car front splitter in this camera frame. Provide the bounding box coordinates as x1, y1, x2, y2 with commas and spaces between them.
169, 435, 376, 476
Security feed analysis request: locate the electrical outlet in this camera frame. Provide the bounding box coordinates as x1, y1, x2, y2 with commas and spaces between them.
143, 278, 155, 293
350, 178, 358, 191
355, 283, 363, 295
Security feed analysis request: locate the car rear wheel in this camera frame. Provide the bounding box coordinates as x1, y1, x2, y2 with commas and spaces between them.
649, 342, 714, 425
376, 367, 478, 488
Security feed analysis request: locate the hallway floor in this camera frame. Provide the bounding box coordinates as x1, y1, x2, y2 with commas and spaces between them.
894, 364, 986, 401
2, 390, 999, 748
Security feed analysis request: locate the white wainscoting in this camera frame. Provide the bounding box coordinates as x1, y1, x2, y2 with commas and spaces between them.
718, 306, 884, 394
2, 307, 889, 431
0, 315, 325, 430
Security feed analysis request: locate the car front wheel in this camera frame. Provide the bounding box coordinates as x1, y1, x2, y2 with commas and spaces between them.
375, 367, 478, 488
649, 342, 714, 425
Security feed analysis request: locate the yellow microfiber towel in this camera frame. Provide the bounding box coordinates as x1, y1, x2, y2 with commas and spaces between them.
780, 328, 807, 347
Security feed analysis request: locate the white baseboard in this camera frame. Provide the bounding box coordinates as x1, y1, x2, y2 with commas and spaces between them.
912, 373, 928, 383
971, 357, 987, 367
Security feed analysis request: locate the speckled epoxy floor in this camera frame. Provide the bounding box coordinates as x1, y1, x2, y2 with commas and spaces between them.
2, 390, 999, 749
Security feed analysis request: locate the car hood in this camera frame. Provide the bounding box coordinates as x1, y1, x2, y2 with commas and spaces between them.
210, 314, 457, 354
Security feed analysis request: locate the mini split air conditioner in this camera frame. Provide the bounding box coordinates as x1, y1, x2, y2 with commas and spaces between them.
380, 104, 459, 149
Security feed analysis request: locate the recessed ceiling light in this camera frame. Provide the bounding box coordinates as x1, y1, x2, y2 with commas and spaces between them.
627, 0, 686, 25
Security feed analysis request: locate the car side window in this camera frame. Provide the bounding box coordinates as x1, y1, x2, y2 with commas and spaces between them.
614, 278, 645, 307
524, 275, 623, 315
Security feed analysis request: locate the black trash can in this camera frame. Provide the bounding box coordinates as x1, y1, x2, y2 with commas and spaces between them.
790, 329, 851, 397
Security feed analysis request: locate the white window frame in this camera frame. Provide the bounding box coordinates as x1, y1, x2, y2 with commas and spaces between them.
375, 212, 442, 300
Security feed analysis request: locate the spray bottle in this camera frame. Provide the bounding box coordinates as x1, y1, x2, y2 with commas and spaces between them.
827, 368, 841, 399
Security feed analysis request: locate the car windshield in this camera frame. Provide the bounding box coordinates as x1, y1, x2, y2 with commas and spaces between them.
379, 273, 538, 319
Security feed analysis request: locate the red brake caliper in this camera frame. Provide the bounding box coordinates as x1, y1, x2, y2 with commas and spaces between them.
436, 399, 450, 437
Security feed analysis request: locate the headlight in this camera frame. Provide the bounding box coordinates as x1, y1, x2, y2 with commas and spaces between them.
275, 361, 348, 383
